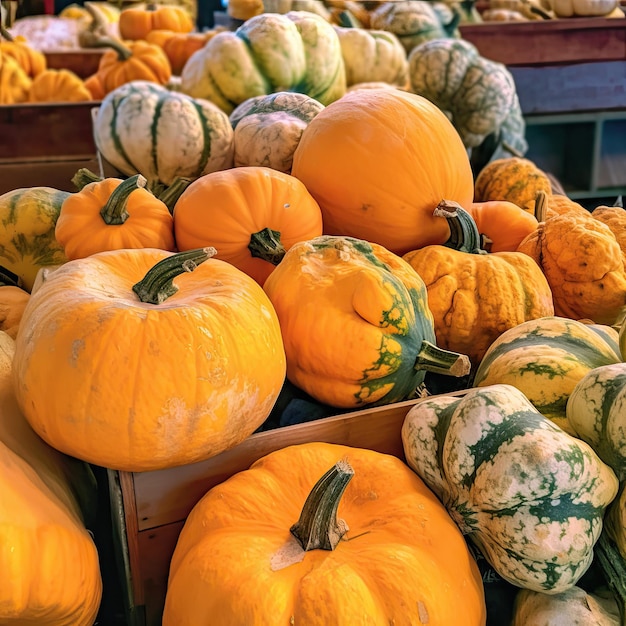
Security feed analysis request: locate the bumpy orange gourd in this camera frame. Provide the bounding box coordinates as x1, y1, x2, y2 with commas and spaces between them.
119, 5, 194, 40
592, 205, 626, 256
56, 174, 176, 259
517, 212, 626, 325
173, 166, 323, 285
403, 204, 554, 367
291, 88, 475, 256
12, 247, 286, 472
163, 442, 487, 626
0, 331, 103, 625
474, 156, 553, 214
28, 67, 92, 102
0, 51, 32, 104
545, 193, 590, 219
94, 37, 171, 95
465, 199, 539, 252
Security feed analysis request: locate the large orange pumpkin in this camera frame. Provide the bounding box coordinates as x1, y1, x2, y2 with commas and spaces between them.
12, 247, 286, 472
291, 88, 475, 256
173, 166, 323, 285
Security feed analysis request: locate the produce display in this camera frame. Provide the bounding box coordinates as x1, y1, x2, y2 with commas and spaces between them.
2, 1, 626, 624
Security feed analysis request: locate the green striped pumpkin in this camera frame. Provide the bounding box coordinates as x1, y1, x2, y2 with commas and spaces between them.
567, 362, 626, 481
401, 383, 619, 594
0, 187, 70, 293
93, 80, 234, 186
180, 11, 347, 115
473, 317, 622, 434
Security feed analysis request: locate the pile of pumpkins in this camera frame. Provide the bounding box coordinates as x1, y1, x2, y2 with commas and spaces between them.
2, 79, 626, 624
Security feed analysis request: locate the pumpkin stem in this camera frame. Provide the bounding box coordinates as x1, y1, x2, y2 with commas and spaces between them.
79, 29, 133, 60
0, 23, 15, 41
132, 247, 217, 304
414, 340, 471, 377
72, 167, 103, 191
534, 190, 548, 222
248, 228, 286, 266
159, 177, 194, 215
434, 199, 486, 255
594, 531, 626, 625
290, 459, 354, 552
100, 174, 146, 225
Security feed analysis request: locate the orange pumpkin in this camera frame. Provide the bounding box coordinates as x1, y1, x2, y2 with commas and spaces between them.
119, 5, 194, 41
173, 166, 323, 285
0, 29, 46, 78
0, 51, 32, 104
291, 88, 475, 256
55, 174, 176, 259
12, 247, 287, 472
83, 72, 106, 100
28, 68, 92, 103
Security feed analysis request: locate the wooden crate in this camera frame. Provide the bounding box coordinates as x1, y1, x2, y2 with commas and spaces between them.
43, 49, 104, 79
109, 396, 446, 626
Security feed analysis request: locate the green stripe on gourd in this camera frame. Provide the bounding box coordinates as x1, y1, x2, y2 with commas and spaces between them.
94, 80, 234, 186
230, 92, 323, 130
567, 362, 626, 481
473, 317, 622, 432
401, 383, 619, 594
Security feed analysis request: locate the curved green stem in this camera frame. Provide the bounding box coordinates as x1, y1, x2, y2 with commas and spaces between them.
290, 459, 354, 552
100, 174, 146, 225
72, 167, 103, 191
79, 29, 133, 60
159, 177, 193, 215
534, 190, 548, 222
0, 23, 14, 41
414, 340, 471, 377
132, 247, 216, 304
248, 227, 286, 266
434, 199, 485, 254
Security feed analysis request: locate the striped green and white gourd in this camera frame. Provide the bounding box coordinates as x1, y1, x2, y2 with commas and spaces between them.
180, 11, 347, 115
229, 91, 324, 174
473, 316, 622, 434
401, 383, 619, 594
93, 80, 234, 186
566, 362, 626, 481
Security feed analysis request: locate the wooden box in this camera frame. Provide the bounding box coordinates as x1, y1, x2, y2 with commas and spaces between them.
109, 396, 440, 626
43, 49, 104, 79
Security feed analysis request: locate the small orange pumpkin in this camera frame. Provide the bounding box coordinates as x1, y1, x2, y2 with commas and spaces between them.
119, 5, 194, 41
83, 72, 106, 100
55, 174, 176, 260
173, 166, 323, 285
0, 26, 46, 78
28, 68, 92, 103
0, 51, 32, 104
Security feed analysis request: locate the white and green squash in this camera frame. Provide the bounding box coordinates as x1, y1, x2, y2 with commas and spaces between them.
566, 362, 626, 480
229, 91, 324, 174
473, 316, 623, 433
333, 26, 409, 89
408, 38, 518, 149
93, 80, 234, 186
401, 383, 619, 594
180, 11, 347, 114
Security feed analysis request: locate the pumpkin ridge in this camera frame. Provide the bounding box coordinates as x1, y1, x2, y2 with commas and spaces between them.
110, 96, 139, 175
187, 98, 213, 175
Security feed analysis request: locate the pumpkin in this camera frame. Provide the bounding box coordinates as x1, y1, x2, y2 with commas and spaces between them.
0, 50, 32, 104
550, 0, 618, 16
408, 38, 518, 149
263, 234, 470, 408
465, 199, 539, 252
0, 331, 103, 625
83, 71, 106, 99
593, 204, 626, 255
93, 80, 234, 186
227, 0, 265, 19
60, 1, 121, 24
334, 26, 409, 88
474, 156, 553, 214
402, 202, 553, 368
473, 316, 622, 433
291, 88, 475, 256
369, 1, 460, 55
145, 28, 224, 75
88, 35, 172, 95
118, 4, 194, 40
511, 587, 620, 625
163, 442, 487, 626
517, 211, 626, 325
12, 247, 286, 472
27, 67, 92, 102
401, 383, 620, 593
566, 362, 626, 480
263, 0, 333, 19
0, 25, 46, 77
55, 174, 176, 260
0, 274, 29, 339
180, 11, 347, 114
0, 186, 70, 292
229, 91, 325, 174
173, 166, 323, 285
546, 192, 590, 219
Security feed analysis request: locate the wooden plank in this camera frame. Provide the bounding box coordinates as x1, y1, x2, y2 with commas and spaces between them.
44, 50, 104, 78
460, 17, 626, 67
129, 397, 427, 532
119, 472, 144, 607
